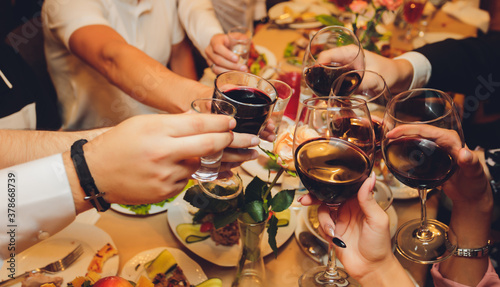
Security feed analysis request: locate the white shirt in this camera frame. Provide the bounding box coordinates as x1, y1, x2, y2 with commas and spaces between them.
177, 0, 224, 58
42, 0, 185, 130
394, 51, 432, 90
0, 154, 75, 261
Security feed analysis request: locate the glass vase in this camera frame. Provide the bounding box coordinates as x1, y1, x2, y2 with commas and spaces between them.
231, 216, 267, 287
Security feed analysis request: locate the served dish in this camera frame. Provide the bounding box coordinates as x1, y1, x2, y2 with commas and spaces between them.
120, 247, 207, 285
110, 203, 170, 216
167, 196, 297, 267
0, 222, 119, 286
255, 45, 277, 79
269, 2, 331, 29
300, 204, 398, 245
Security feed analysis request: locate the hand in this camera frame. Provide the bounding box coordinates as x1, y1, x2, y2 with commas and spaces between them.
80, 113, 235, 205
300, 174, 414, 286
205, 34, 248, 74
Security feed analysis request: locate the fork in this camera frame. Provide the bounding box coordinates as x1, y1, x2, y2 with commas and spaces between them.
0, 244, 84, 287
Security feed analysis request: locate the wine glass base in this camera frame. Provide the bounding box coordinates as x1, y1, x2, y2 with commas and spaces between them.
298, 266, 360, 287
395, 219, 455, 264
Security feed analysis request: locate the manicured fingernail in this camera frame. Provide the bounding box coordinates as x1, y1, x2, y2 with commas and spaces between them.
250, 150, 259, 160
229, 118, 237, 129
332, 237, 346, 248
251, 136, 261, 146
325, 224, 336, 238
297, 195, 305, 202
239, 65, 248, 72
463, 149, 473, 162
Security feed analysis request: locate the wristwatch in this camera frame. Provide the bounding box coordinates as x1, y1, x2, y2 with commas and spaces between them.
446, 236, 491, 258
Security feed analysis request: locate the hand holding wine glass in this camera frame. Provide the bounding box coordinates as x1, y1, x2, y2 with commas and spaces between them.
381, 88, 464, 264
302, 26, 365, 98
295, 97, 375, 286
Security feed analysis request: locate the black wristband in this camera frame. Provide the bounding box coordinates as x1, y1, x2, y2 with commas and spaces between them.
70, 139, 110, 212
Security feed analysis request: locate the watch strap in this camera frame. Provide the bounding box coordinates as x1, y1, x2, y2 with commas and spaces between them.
70, 139, 110, 212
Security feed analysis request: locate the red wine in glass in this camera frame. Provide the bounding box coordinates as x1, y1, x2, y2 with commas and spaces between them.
295, 138, 372, 205
223, 87, 274, 135
384, 137, 456, 188
404, 0, 426, 24
304, 64, 353, 97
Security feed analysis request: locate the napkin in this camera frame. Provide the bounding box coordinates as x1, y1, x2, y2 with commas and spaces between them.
441, 0, 490, 33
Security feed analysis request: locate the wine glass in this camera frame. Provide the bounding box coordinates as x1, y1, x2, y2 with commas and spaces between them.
381, 88, 463, 263
401, 0, 429, 41
331, 69, 392, 207
302, 26, 365, 98
295, 97, 375, 286
213, 71, 277, 136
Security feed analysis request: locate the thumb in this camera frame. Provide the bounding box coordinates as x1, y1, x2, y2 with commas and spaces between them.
457, 147, 484, 178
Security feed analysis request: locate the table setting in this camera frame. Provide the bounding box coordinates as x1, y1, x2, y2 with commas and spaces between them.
0, 1, 486, 287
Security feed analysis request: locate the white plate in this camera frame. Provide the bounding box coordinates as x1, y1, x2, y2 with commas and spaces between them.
240, 141, 283, 183
268, 2, 330, 29
389, 183, 420, 199
300, 204, 398, 245
110, 203, 170, 216
167, 196, 297, 267
120, 247, 207, 285
0, 222, 119, 286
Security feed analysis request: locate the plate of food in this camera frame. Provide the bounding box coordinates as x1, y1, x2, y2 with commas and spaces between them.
111, 200, 173, 216
240, 141, 285, 184
120, 247, 210, 286
0, 222, 119, 287
167, 195, 297, 267
268, 1, 331, 29
250, 44, 277, 79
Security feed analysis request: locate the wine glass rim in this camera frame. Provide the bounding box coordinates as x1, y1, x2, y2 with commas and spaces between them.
303, 96, 368, 111
307, 25, 362, 69
191, 98, 238, 117
331, 69, 391, 102
386, 88, 455, 124
214, 71, 278, 107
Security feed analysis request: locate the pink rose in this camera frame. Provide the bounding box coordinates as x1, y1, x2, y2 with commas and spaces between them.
349, 0, 369, 14
273, 125, 320, 171
375, 0, 403, 11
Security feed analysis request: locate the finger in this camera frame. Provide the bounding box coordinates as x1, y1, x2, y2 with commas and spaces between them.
160, 114, 236, 137
386, 124, 462, 153
166, 132, 234, 161
230, 132, 261, 148
357, 172, 386, 221
298, 193, 321, 206
457, 147, 484, 178
221, 148, 258, 163
318, 204, 336, 239
219, 161, 242, 172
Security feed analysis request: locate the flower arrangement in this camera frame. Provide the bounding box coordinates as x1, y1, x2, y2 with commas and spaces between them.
183, 126, 300, 256
321, 0, 403, 55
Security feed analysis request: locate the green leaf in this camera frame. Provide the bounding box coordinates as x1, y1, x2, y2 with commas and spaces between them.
245, 177, 268, 203
245, 200, 267, 223
213, 210, 241, 229
270, 189, 296, 212
267, 215, 279, 257
183, 185, 233, 213
315, 14, 344, 27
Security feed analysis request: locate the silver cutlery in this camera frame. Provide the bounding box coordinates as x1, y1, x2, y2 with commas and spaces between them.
0, 244, 84, 287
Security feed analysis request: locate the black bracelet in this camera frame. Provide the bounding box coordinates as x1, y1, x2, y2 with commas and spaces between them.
70, 139, 110, 212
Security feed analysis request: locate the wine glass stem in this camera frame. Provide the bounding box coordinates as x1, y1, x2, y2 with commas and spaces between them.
417, 187, 432, 241
316, 205, 348, 283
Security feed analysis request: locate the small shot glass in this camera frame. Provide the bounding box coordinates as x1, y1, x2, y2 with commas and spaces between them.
227, 26, 253, 65
191, 98, 237, 182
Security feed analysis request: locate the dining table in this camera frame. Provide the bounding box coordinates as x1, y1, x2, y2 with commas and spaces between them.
97, 3, 478, 287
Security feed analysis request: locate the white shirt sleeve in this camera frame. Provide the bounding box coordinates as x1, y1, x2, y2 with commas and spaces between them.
177, 0, 224, 58
0, 154, 76, 261
394, 51, 432, 89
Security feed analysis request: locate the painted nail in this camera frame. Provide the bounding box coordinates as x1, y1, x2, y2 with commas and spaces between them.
251, 136, 261, 146
332, 237, 346, 248
324, 224, 336, 238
